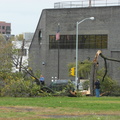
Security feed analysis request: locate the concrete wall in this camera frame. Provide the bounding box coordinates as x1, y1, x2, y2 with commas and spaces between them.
29, 6, 120, 85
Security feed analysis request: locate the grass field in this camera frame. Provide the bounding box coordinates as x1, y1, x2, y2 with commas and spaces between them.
0, 96, 120, 120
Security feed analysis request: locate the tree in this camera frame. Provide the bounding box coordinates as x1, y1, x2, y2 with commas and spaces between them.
0, 34, 43, 97
16, 34, 24, 41
78, 60, 92, 79
0, 34, 13, 73
97, 68, 119, 96
68, 59, 120, 96
0, 34, 13, 93
68, 59, 92, 78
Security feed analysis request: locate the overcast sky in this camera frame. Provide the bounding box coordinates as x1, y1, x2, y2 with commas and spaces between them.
0, 0, 118, 35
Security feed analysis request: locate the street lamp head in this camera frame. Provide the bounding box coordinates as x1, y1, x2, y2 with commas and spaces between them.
89, 17, 94, 20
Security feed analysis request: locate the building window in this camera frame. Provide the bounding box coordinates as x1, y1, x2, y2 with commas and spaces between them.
6, 26, 10, 30
38, 30, 42, 39
38, 30, 42, 45
2, 26, 5, 29
49, 34, 108, 49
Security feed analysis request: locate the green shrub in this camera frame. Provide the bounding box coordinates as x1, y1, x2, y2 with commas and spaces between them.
1, 78, 40, 97
97, 69, 120, 96
0, 72, 42, 97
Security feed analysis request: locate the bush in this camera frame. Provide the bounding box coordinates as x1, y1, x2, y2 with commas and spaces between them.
109, 84, 120, 96
97, 69, 120, 96
0, 72, 42, 97
1, 78, 41, 97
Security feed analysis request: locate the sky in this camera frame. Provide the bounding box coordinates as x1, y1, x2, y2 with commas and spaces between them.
0, 0, 118, 35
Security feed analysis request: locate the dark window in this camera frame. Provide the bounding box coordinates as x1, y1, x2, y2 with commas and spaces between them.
49, 35, 57, 49
38, 30, 42, 45
49, 34, 108, 49
38, 30, 42, 40
6, 26, 10, 30
2, 26, 5, 29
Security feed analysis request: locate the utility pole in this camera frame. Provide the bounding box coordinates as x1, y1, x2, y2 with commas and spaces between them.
19, 39, 25, 72
90, 50, 101, 96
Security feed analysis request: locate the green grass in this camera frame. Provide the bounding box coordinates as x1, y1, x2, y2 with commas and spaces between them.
0, 96, 120, 120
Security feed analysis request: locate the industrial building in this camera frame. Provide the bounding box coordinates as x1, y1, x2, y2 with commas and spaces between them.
29, 1, 120, 85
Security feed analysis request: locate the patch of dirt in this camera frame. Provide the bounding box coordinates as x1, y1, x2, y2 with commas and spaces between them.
0, 106, 119, 119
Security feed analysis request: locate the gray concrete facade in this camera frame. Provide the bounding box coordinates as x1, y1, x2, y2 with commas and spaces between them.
29, 6, 120, 85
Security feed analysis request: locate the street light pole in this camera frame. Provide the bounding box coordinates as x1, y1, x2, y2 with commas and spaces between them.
75, 17, 94, 90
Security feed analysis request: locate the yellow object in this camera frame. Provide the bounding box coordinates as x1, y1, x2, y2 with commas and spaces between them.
70, 67, 75, 76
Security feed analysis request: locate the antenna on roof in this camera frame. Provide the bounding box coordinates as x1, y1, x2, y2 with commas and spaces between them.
89, 0, 91, 7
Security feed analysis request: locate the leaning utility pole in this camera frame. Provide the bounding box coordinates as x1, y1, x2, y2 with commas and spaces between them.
90, 50, 101, 96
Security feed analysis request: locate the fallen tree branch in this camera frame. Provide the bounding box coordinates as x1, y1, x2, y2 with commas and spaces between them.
99, 52, 120, 82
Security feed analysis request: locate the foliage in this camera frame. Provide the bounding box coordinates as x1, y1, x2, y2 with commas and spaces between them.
0, 34, 13, 72
0, 34, 6, 41
0, 73, 36, 97
55, 80, 75, 96
16, 34, 24, 40
68, 60, 92, 78
78, 60, 92, 78
9, 35, 15, 41
68, 59, 120, 96
51, 81, 82, 97
0, 72, 53, 97
0, 72, 42, 97
23, 68, 41, 85
110, 84, 120, 96
97, 68, 120, 96
0, 36, 43, 97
